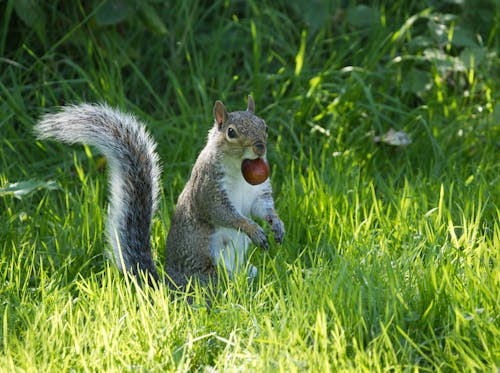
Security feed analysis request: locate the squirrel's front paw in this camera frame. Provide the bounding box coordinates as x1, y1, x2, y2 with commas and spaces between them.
267, 215, 285, 244
249, 224, 269, 250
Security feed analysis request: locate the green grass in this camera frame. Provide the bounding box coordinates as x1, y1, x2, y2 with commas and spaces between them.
1, 0, 499, 371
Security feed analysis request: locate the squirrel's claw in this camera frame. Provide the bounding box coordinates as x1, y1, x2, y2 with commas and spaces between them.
267, 215, 285, 244
249, 224, 269, 250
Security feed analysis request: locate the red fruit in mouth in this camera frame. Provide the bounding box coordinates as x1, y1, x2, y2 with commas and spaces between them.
241, 158, 270, 185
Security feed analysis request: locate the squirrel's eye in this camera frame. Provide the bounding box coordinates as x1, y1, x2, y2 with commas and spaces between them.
227, 127, 238, 139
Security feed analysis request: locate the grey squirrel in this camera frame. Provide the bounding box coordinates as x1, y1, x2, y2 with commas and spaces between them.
34, 96, 284, 287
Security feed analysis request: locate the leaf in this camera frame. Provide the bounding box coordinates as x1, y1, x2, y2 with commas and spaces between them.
0, 180, 58, 199
346, 5, 380, 28
407, 36, 433, 52
293, 0, 329, 32
423, 48, 464, 74
13, 0, 46, 44
294, 30, 307, 77
452, 26, 477, 48
13, 0, 45, 28
401, 68, 432, 95
459, 47, 485, 69
137, 3, 168, 35
95, 0, 129, 26
391, 9, 431, 44
427, 17, 449, 45
374, 128, 412, 147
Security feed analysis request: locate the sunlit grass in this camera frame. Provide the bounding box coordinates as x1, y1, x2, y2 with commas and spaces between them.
1, 0, 498, 371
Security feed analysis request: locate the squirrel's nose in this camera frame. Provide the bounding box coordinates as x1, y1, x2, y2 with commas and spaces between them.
253, 142, 266, 157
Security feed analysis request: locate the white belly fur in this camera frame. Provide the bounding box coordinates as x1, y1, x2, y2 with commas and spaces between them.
209, 161, 264, 276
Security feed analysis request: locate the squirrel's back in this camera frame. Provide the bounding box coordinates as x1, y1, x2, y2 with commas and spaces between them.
35, 104, 161, 283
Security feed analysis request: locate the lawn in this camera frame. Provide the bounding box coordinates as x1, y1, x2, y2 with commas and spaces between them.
1, 0, 499, 371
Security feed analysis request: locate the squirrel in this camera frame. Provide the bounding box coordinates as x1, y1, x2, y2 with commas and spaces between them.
34, 96, 285, 288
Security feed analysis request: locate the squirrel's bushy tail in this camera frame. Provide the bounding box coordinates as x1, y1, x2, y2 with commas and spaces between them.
34, 104, 161, 283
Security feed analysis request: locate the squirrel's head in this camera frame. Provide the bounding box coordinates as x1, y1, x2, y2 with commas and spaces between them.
213, 95, 268, 160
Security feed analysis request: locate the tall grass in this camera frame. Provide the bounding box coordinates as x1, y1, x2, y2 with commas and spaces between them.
1, 0, 498, 371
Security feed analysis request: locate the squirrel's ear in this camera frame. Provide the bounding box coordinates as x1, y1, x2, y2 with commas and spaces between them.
246, 95, 255, 113
214, 100, 228, 128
